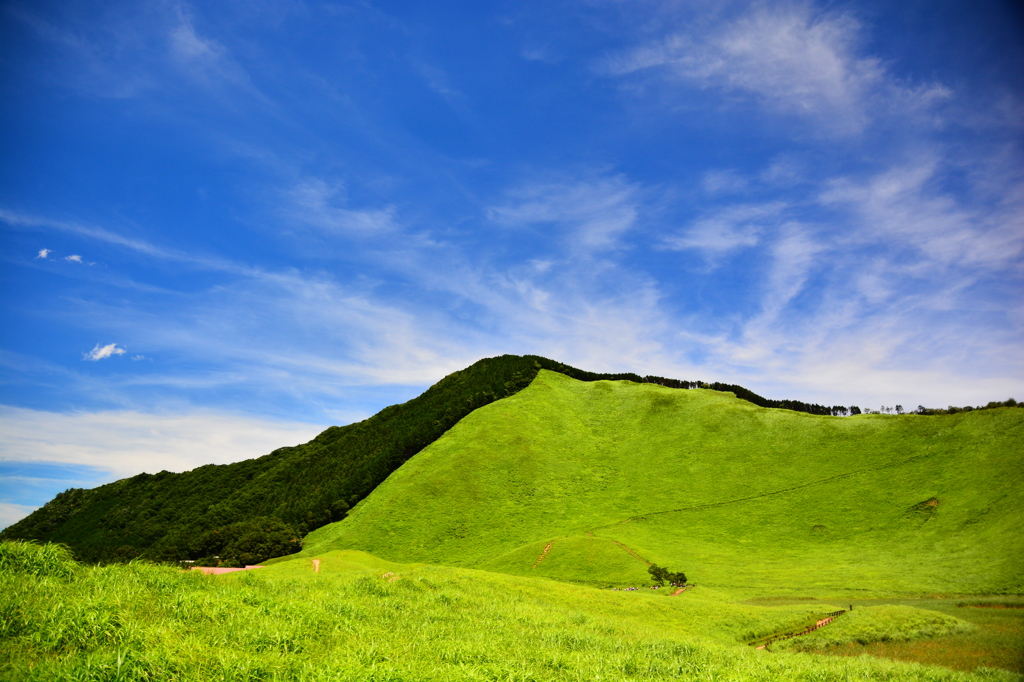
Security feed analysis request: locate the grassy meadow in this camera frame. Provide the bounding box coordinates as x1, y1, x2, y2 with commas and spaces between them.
302, 371, 1024, 594
3, 542, 1021, 682
5, 371, 1021, 680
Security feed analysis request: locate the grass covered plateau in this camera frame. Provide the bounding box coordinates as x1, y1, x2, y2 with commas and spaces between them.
303, 370, 1024, 594
3, 542, 1017, 682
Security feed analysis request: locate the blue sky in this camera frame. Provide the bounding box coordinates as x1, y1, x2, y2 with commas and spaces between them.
2, 0, 1023, 528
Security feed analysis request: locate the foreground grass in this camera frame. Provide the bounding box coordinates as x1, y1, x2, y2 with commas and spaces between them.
2, 543, 1018, 682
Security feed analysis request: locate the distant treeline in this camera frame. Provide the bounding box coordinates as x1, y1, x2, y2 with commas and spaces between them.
2, 354, 1018, 565
589, 373, 853, 416
913, 399, 1019, 415
597, 374, 1020, 418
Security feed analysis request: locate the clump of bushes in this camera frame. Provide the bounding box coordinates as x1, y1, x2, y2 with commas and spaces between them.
647, 564, 687, 586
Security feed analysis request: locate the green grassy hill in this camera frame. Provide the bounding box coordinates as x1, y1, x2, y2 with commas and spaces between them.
0, 355, 861, 564
303, 370, 1024, 594
0, 356, 562, 561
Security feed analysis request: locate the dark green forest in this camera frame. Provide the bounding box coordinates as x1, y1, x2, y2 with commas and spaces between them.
3, 354, 1018, 565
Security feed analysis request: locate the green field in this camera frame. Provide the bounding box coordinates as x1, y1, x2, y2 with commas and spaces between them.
302, 370, 1024, 594
4, 370, 1022, 680
3, 542, 1021, 682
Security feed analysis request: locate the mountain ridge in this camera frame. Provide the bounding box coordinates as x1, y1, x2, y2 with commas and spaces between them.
3, 354, 1018, 565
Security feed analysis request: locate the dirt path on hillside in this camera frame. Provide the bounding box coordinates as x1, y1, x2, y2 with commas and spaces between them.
670, 586, 690, 596
611, 540, 652, 566
532, 542, 554, 567
531, 535, 654, 571
754, 610, 846, 650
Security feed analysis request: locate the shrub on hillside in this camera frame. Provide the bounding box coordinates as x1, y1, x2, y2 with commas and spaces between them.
648, 564, 687, 586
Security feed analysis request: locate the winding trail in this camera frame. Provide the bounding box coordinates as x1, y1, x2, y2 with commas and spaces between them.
612, 540, 652, 566
532, 542, 554, 568
753, 610, 846, 650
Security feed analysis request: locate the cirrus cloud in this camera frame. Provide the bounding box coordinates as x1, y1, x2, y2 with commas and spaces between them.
604, 2, 950, 135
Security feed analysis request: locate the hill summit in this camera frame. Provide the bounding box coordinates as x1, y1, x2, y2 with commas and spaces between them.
4, 356, 1020, 587
301, 369, 1024, 594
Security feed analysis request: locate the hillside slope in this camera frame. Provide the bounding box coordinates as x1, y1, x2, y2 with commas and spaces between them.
0, 355, 550, 561
2, 354, 865, 563
304, 370, 1024, 594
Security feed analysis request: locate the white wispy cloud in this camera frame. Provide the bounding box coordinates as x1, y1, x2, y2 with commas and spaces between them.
3, 210, 181, 260
284, 178, 398, 234
169, 7, 224, 65
0, 406, 326, 480
664, 202, 784, 257
8, 3, 156, 99
2, 207, 471, 391
673, 149, 1024, 406
5, 151, 1021, 419
0, 502, 38, 531
414, 62, 463, 98
604, 2, 950, 135
36, 249, 50, 259
166, 3, 265, 102
0, 209, 272, 279
820, 160, 1024, 272
488, 175, 641, 254
758, 221, 825, 323
10, 1, 267, 104
83, 343, 127, 361
701, 170, 749, 196
521, 45, 561, 64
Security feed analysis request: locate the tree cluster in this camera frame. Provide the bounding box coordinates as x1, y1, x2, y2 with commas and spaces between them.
191, 517, 299, 567
648, 564, 687, 586
913, 398, 1019, 416
851, 399, 1021, 416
